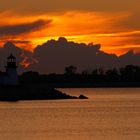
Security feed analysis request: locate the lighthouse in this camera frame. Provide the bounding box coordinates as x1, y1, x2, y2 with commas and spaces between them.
5, 54, 18, 85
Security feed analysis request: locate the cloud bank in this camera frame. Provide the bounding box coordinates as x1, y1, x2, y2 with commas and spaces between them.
0, 42, 34, 73
31, 37, 140, 74
0, 37, 140, 74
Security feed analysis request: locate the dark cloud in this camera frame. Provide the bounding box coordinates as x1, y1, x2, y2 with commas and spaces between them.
0, 19, 52, 37
31, 37, 119, 73
119, 50, 140, 66
0, 42, 33, 73
30, 37, 140, 74
0, 37, 140, 74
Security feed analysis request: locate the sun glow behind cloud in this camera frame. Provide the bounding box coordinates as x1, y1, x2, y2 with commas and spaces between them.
0, 10, 139, 56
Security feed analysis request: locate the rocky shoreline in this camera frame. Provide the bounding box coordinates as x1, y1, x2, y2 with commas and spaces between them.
0, 86, 88, 101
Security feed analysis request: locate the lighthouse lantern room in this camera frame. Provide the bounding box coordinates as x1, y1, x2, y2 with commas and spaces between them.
5, 54, 18, 85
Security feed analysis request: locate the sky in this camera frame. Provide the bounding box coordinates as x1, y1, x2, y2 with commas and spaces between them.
0, 0, 139, 55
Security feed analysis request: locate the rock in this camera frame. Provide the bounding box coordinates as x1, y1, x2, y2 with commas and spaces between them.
79, 94, 88, 99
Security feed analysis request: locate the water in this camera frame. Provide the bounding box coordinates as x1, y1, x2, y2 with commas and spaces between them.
0, 88, 140, 140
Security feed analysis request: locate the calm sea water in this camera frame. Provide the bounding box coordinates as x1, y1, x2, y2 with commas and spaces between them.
0, 88, 140, 140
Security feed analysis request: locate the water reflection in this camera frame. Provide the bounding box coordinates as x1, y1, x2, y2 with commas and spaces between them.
0, 88, 140, 140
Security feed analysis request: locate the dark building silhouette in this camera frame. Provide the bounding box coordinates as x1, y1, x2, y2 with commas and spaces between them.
0, 54, 18, 85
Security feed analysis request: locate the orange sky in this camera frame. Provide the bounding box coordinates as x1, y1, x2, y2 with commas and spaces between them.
0, 0, 139, 56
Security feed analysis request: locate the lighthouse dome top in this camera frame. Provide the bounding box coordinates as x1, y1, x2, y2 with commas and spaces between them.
7, 54, 16, 59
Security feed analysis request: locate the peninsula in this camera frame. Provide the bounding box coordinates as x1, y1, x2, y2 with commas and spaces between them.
0, 85, 80, 101
0, 54, 88, 101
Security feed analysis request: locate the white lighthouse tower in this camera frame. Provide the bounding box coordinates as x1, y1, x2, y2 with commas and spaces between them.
5, 54, 18, 85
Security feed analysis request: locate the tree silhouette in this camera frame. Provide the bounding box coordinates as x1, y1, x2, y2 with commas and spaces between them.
19, 71, 40, 83
119, 65, 140, 82
64, 65, 77, 75
105, 68, 119, 81
19, 65, 140, 87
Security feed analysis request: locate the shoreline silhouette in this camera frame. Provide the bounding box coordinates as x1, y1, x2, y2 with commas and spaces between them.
0, 54, 89, 101
19, 65, 140, 88
0, 85, 88, 101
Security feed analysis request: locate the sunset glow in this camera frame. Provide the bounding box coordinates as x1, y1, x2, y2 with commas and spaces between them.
0, 0, 139, 56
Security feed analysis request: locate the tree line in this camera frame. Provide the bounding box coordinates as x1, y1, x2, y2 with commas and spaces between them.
19, 65, 140, 86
